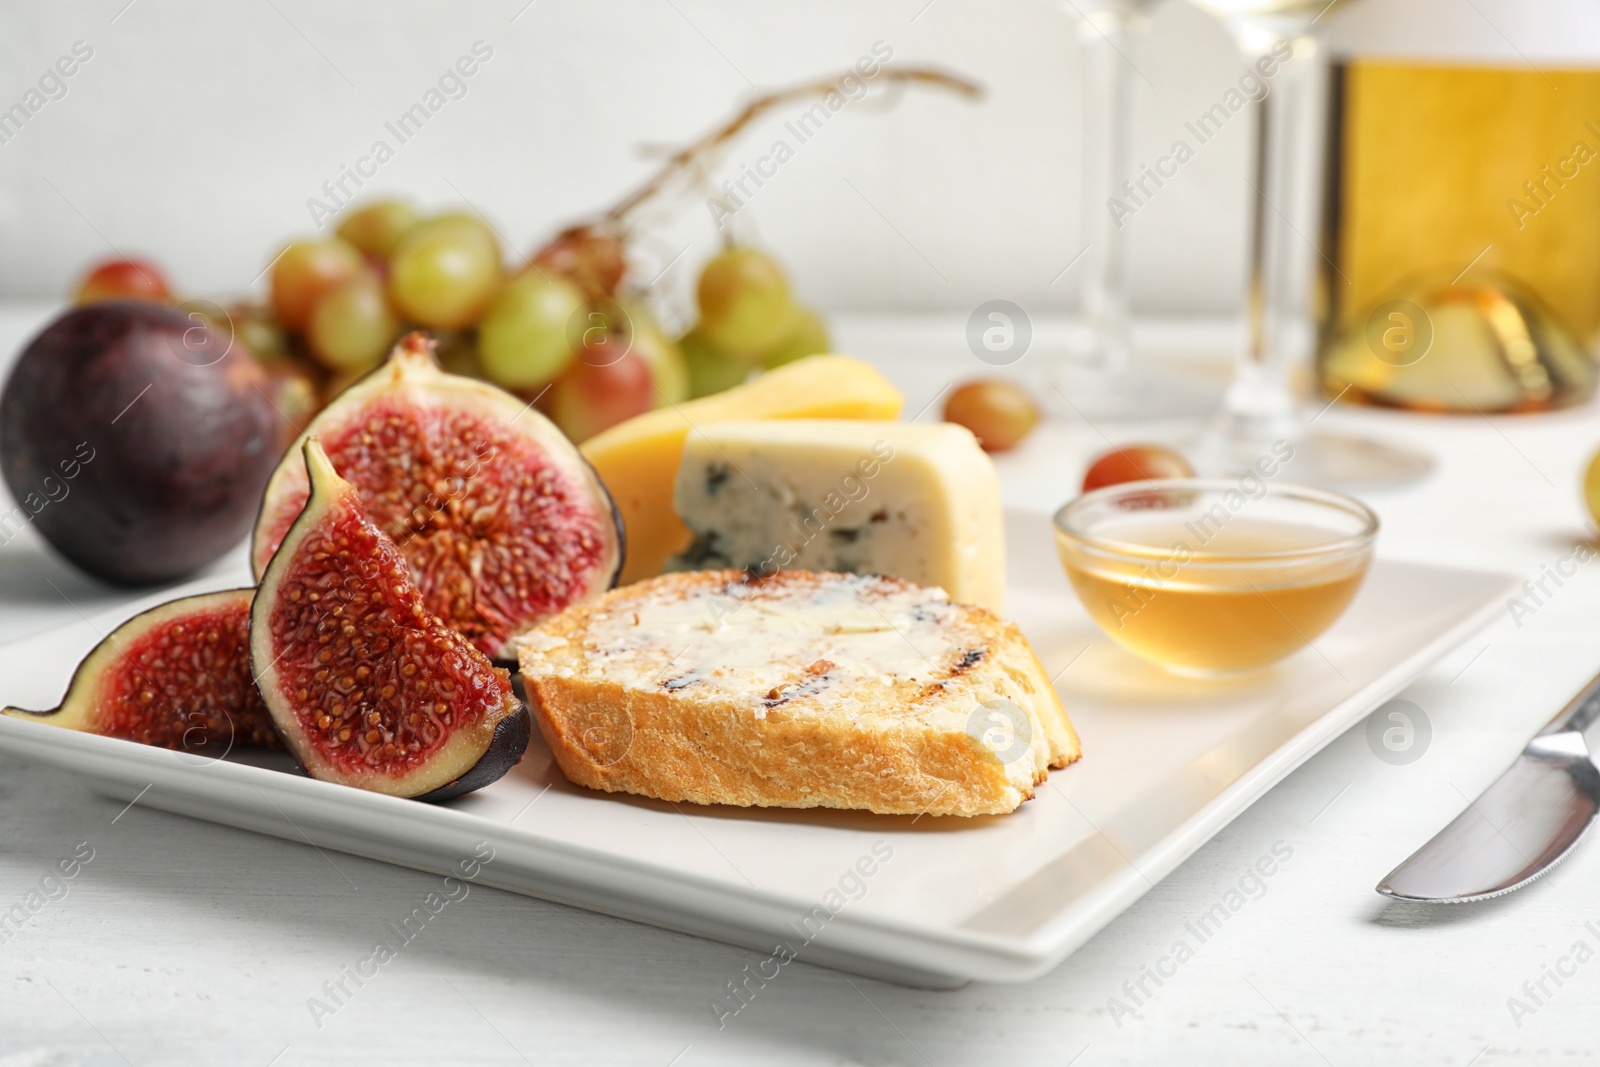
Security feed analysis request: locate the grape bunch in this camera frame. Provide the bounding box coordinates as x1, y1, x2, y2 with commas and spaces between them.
63, 65, 993, 446
72, 202, 828, 446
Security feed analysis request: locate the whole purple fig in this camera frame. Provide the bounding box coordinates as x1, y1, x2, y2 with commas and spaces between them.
0, 301, 282, 584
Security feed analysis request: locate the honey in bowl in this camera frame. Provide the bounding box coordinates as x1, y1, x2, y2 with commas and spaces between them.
1053, 480, 1378, 676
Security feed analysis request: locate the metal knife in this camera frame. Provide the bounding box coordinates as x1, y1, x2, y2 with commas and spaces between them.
1376, 671, 1600, 903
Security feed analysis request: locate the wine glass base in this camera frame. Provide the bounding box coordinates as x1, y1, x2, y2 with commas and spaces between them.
1046, 365, 1220, 422
1189, 423, 1433, 490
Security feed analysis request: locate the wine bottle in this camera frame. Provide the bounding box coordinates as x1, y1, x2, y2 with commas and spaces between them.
1316, 0, 1600, 412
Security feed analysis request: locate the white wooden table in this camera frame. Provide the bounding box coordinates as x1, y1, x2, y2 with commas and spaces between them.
1, 304, 1597, 1065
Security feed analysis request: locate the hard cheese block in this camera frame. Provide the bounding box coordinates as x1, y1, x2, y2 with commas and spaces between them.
669, 419, 1005, 612
581, 355, 903, 584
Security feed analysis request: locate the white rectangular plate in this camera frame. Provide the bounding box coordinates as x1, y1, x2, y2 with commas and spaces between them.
0, 514, 1516, 987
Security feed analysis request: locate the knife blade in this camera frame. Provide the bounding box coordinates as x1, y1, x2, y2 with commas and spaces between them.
1376, 670, 1600, 903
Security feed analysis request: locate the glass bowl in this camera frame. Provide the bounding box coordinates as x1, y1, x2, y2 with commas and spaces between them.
1052, 479, 1379, 677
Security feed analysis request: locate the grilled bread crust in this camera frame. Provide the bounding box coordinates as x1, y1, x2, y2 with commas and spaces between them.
517, 570, 1079, 817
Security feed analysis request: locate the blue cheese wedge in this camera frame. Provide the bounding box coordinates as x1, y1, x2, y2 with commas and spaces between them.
668, 420, 1005, 612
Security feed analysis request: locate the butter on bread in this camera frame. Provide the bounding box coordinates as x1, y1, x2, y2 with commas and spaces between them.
517, 569, 1079, 817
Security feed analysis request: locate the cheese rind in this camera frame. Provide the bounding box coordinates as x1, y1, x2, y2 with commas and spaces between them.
669, 419, 1005, 612
580, 355, 903, 584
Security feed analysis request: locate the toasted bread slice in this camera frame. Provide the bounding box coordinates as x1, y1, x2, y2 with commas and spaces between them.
517, 570, 1079, 817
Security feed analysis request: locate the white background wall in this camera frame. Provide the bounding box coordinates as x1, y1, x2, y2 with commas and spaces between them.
0, 0, 1588, 321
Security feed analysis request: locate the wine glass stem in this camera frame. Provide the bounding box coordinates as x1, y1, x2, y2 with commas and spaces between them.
1076, 8, 1141, 376
1223, 29, 1319, 435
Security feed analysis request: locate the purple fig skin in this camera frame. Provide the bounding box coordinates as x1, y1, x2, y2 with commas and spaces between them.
279, 707, 530, 802
584, 453, 627, 595
0, 301, 282, 585
414, 706, 532, 802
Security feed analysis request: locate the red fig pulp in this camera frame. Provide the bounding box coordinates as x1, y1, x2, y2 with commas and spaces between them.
251, 438, 528, 799
251, 333, 623, 659
3, 588, 279, 751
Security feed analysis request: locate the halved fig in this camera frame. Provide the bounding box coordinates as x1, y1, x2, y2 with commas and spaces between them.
251, 332, 623, 660
3, 588, 279, 752
252, 438, 529, 799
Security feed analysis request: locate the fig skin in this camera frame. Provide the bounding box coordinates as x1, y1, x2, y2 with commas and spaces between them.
282, 704, 531, 801
0, 301, 282, 585
252, 438, 529, 800
415, 708, 532, 801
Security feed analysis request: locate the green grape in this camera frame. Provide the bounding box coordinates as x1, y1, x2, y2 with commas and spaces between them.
388, 219, 502, 329
421, 212, 501, 260
680, 327, 751, 398
944, 381, 1041, 454
271, 239, 364, 331
759, 306, 830, 369
336, 199, 419, 259
478, 273, 585, 388
695, 247, 795, 358
234, 311, 290, 364
307, 272, 399, 371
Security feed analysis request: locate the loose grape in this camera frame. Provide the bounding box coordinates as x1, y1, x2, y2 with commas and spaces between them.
307, 272, 399, 371
1081, 443, 1195, 492
271, 239, 364, 331
336, 199, 419, 259
759, 306, 831, 369
695, 247, 795, 357
478, 274, 585, 388
550, 348, 655, 443
680, 328, 751, 398
1584, 447, 1600, 527
530, 226, 627, 301
74, 257, 171, 304
944, 380, 1040, 453
388, 220, 501, 329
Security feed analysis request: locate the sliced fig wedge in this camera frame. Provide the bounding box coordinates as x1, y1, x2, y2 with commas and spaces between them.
251, 332, 623, 660
3, 588, 279, 752
252, 438, 529, 799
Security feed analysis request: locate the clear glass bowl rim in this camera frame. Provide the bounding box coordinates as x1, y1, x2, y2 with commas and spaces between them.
1052, 478, 1380, 566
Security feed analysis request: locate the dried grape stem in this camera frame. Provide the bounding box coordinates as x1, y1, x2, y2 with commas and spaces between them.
601, 67, 982, 227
